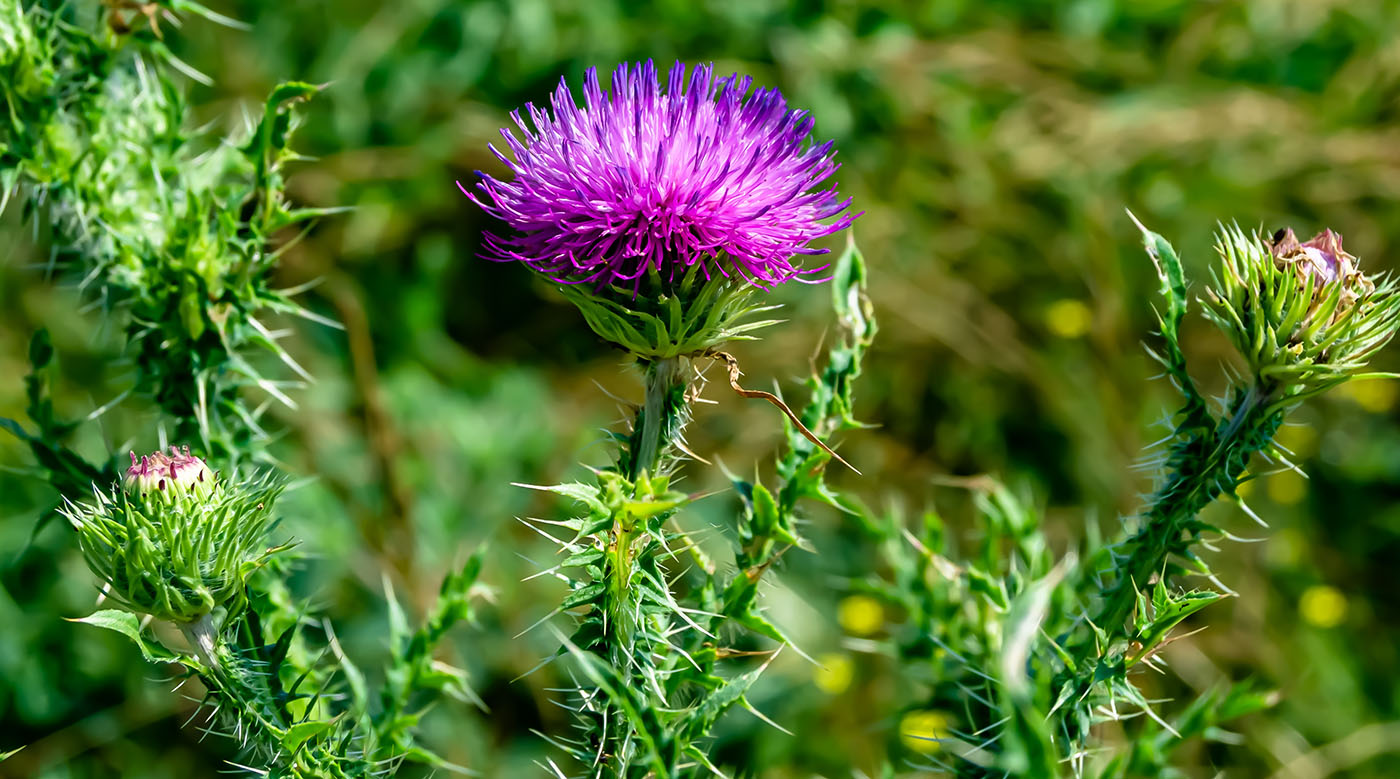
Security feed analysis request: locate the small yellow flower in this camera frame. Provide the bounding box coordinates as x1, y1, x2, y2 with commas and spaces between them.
813, 653, 854, 695
1300, 585, 1347, 628
1046, 299, 1093, 339
837, 594, 883, 636
899, 709, 951, 754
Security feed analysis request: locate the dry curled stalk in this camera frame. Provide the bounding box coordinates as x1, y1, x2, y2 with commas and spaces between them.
702, 350, 860, 474
104, 1, 165, 38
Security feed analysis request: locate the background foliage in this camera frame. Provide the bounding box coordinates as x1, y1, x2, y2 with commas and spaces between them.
4, 1, 1400, 776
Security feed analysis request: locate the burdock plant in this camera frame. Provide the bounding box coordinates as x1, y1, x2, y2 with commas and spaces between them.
466, 60, 861, 775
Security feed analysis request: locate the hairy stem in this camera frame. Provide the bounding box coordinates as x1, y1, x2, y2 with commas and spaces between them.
179, 613, 222, 673
628, 357, 690, 480
1096, 382, 1283, 634
589, 356, 693, 777
609, 356, 689, 647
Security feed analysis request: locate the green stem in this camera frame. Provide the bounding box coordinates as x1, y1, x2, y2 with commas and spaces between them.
179, 613, 222, 672
628, 356, 689, 480
610, 356, 690, 650
1095, 382, 1282, 634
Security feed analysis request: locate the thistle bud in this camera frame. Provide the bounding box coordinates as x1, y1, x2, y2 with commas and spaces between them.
122, 446, 215, 499
1205, 225, 1400, 398
64, 447, 282, 624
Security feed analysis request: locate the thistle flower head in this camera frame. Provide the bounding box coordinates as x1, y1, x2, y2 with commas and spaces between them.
1268, 228, 1373, 308
1206, 224, 1400, 397
467, 60, 855, 290
65, 447, 283, 623
123, 445, 215, 499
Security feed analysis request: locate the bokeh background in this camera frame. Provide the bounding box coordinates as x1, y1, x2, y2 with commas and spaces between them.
4, 1, 1400, 776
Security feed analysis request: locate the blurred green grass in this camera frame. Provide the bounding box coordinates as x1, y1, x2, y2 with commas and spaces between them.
4, 0, 1400, 776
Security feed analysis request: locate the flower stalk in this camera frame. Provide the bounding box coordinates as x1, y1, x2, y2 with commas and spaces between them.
179, 611, 223, 672
1094, 381, 1281, 634
628, 357, 691, 480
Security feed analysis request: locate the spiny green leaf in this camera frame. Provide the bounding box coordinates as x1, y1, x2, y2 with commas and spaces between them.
281, 718, 336, 752
561, 582, 606, 611
997, 567, 1063, 779
69, 610, 179, 664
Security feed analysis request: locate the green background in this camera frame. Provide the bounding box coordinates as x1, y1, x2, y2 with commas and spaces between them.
4, 1, 1400, 776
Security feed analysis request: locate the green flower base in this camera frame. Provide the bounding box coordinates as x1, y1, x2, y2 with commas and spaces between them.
556, 263, 784, 359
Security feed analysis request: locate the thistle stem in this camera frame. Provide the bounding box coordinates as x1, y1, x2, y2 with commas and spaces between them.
591, 356, 693, 775
628, 356, 689, 480
179, 613, 221, 672
1095, 381, 1282, 634
610, 356, 690, 648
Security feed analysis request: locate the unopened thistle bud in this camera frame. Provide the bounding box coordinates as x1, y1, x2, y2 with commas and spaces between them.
1205, 225, 1400, 399
64, 446, 283, 624
463, 60, 857, 358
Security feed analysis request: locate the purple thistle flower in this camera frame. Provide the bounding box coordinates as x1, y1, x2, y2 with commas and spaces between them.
462, 60, 856, 290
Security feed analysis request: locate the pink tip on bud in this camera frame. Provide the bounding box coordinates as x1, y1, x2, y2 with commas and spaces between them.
1268, 227, 1374, 316
1270, 228, 1359, 287
123, 446, 216, 499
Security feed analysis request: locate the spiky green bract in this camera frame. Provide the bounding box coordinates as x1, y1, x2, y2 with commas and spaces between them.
556, 263, 783, 359
528, 241, 870, 776
63, 465, 283, 624
75, 551, 488, 777
1204, 225, 1400, 409
1, 0, 335, 465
